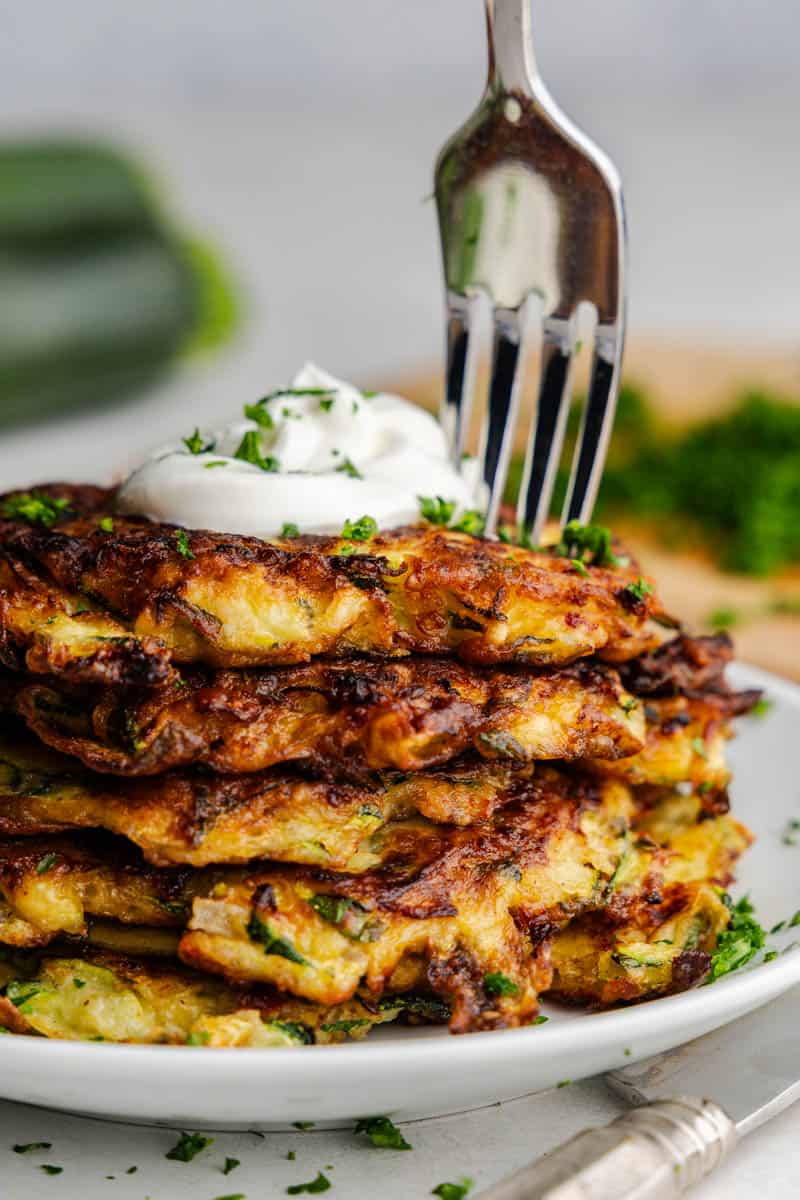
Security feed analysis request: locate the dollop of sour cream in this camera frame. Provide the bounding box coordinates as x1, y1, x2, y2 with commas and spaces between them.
117, 363, 480, 538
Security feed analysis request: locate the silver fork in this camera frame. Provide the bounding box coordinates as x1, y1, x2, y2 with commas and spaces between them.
435, 0, 626, 540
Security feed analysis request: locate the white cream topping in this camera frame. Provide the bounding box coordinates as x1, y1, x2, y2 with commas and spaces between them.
117, 363, 481, 538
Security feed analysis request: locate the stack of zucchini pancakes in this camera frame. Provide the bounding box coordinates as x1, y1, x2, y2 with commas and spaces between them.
0, 485, 758, 1046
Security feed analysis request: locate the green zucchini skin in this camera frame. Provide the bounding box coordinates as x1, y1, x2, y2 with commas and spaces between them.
0, 140, 238, 428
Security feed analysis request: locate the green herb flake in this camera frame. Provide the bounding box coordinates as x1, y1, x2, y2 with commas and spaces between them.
247, 914, 308, 965
335, 457, 362, 480
340, 515, 377, 542
281, 522, 301, 538
244, 402, 274, 429
554, 521, 619, 567
432, 1179, 473, 1200
98, 516, 114, 533
223, 1156, 241, 1175
418, 496, 456, 526
354, 1116, 411, 1151
126, 1166, 138, 1174
708, 894, 766, 981
293, 1121, 315, 1131
319, 397, 335, 412
620, 698, 638, 717
624, 577, 653, 604
557, 1080, 571, 1089
287, 1150, 297, 1160
0, 491, 70, 528
40, 1165, 63, 1175
532, 1014, 549, 1025
319, 1018, 371, 1034
287, 1172, 331, 1195
212, 1194, 245, 1200
451, 510, 485, 536
186, 1030, 210, 1046
72, 977, 86, 990
570, 558, 590, 578
234, 430, 279, 473
165, 1131, 214, 1163
751, 698, 773, 719
35, 852, 58, 875
790, 910, 800, 928
205, 460, 229, 469
172, 529, 195, 560
13, 1142, 52, 1153
483, 972, 519, 997
497, 524, 515, 544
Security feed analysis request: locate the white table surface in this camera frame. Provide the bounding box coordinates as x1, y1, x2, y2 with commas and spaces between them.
0, 1077, 797, 1199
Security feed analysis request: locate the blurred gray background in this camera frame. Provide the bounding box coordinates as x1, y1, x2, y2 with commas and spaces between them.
0, 0, 797, 485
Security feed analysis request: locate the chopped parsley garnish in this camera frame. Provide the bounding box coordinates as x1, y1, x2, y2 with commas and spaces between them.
335, 457, 362, 480
751, 698, 773, 719
0, 491, 70, 527
418, 496, 456, 526
165, 1131, 214, 1162
260, 387, 334, 404
98, 516, 114, 533
13, 1142, 52, 1153
126, 1166, 137, 1174
782, 819, 800, 846
557, 1080, 572, 1088
205, 460, 228, 469
247, 913, 307, 964
35, 852, 58, 875
309, 895, 353, 925
553, 521, 620, 568
497, 524, 514, 544
361, 389, 378, 398
287, 1172, 331, 1194
451, 510, 485, 536
182, 428, 215, 455
624, 577, 653, 604
174, 529, 195, 560
281, 522, 301, 538
483, 972, 519, 998
234, 430, 279, 473
244, 402, 274, 429
40, 1165, 63, 1175
73, 978, 86, 989
354, 1116, 412, 1150
186, 1030, 210, 1046
620, 698, 638, 717
708, 894, 766, 981
319, 397, 335, 412
570, 558, 589, 578
293, 1122, 315, 1131
223, 1157, 241, 1175
432, 1179, 473, 1199
212, 1194, 245, 1200
340, 515, 377, 542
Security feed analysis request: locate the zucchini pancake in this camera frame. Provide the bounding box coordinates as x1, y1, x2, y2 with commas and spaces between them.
0, 479, 759, 1046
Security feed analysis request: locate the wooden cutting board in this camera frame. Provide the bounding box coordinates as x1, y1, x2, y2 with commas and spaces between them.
379, 336, 800, 681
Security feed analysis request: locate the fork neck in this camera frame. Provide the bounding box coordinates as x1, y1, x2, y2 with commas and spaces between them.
484, 0, 540, 93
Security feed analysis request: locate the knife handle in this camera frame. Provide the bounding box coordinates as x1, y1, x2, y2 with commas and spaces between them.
476, 1097, 737, 1199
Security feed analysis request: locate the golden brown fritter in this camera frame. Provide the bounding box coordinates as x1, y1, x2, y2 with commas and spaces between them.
0, 770, 636, 1030
0, 484, 663, 676
0, 947, 423, 1045
1, 657, 646, 777
0, 734, 545, 868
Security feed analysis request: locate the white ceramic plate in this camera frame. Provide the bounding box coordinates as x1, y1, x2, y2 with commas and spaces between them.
1, 662, 798, 1129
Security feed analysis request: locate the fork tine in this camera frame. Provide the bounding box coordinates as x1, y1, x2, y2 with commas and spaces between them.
561, 327, 624, 526
441, 294, 476, 461
480, 306, 525, 537
516, 318, 575, 545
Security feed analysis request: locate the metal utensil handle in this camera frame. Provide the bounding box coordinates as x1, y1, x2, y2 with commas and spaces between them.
475, 1097, 737, 1199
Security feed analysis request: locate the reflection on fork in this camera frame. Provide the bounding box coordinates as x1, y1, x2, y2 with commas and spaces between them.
435, 0, 626, 541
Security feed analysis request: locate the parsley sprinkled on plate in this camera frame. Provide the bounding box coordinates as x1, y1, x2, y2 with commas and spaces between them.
281, 522, 301, 538
624, 577, 653, 604
165, 1131, 214, 1162
292, 1122, 315, 1131
287, 1172, 331, 1194
432, 1178, 473, 1199
418, 496, 456, 526
183, 428, 216, 455
13, 1142, 52, 1153
335, 457, 362, 479
708, 894, 766, 981
40, 1165, 63, 1175
98, 516, 114, 532
244, 402, 274, 429
353, 1116, 411, 1150
35, 852, 58, 875
222, 1157, 240, 1175
451, 510, 485, 536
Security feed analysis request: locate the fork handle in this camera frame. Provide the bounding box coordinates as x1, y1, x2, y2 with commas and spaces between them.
485, 0, 539, 91
474, 1097, 737, 1199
